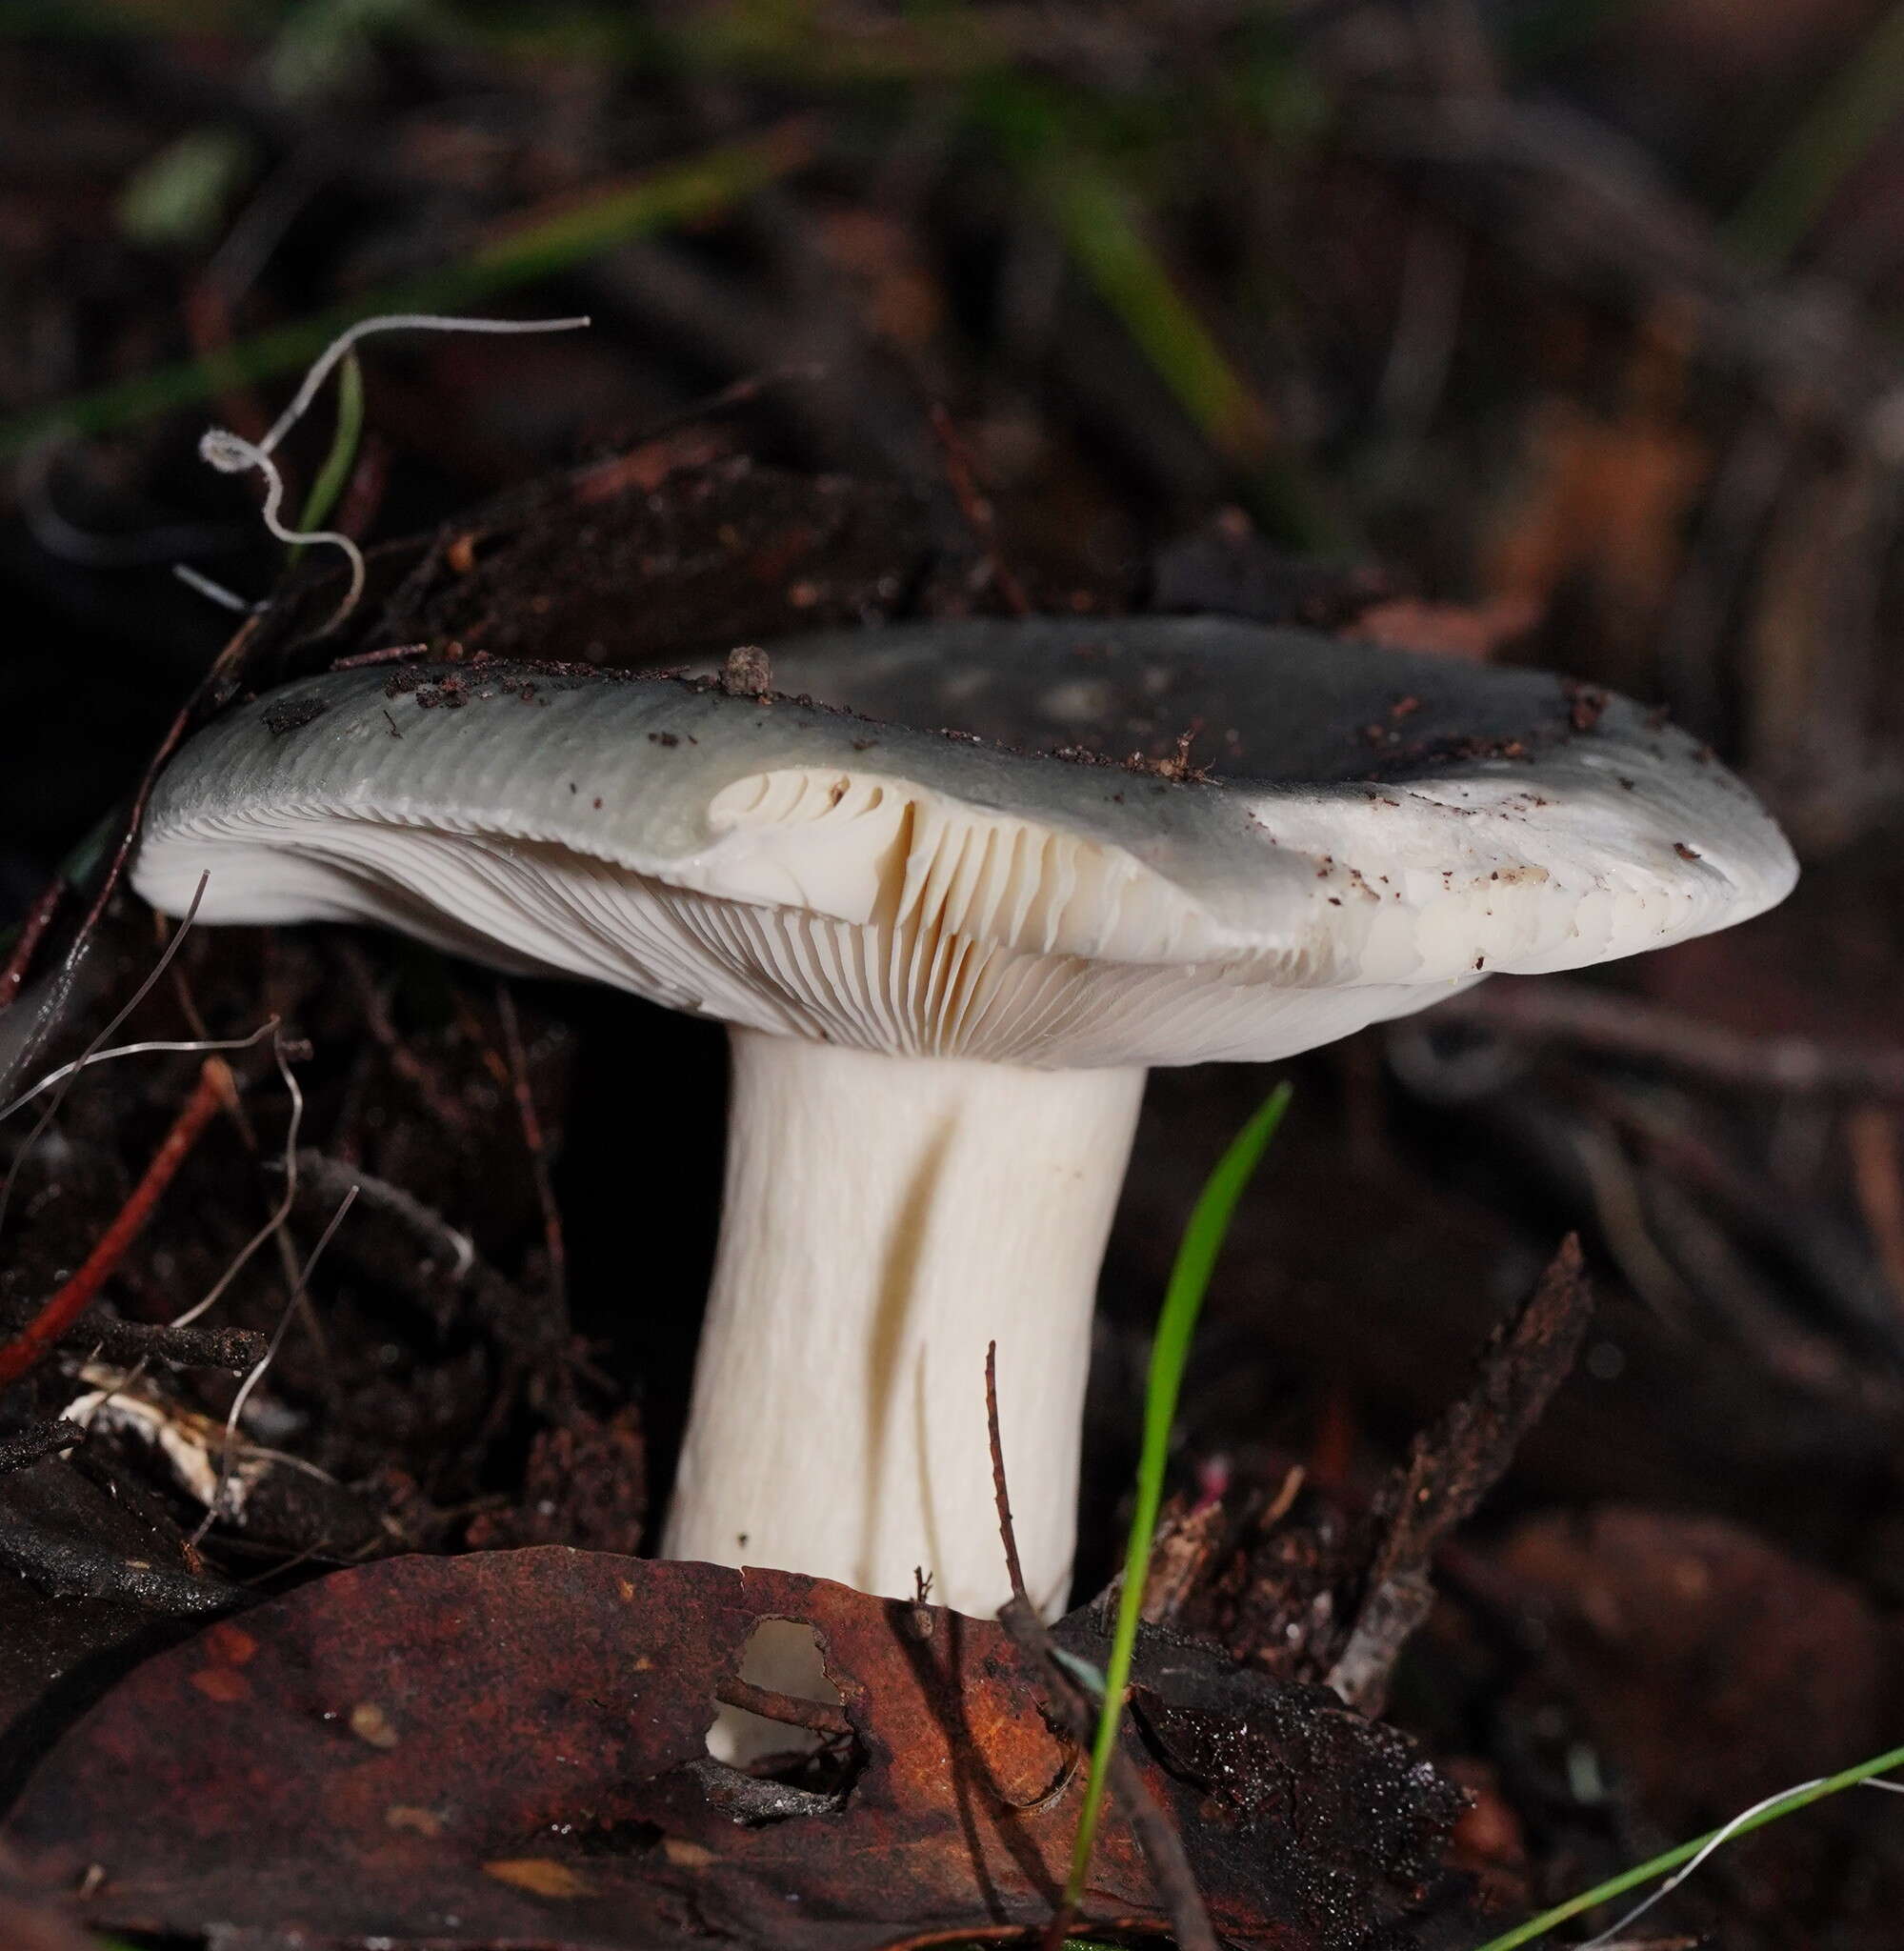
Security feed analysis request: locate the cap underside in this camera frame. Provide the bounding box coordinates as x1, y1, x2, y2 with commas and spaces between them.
131, 619, 1797, 1068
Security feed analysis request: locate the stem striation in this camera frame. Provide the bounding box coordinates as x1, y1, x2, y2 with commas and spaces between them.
663, 1027, 1145, 1619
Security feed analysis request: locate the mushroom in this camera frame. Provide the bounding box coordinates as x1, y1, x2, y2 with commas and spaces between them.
131, 616, 1795, 1639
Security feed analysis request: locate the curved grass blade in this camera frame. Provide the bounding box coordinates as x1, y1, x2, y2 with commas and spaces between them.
1063, 1079, 1293, 1913
1468, 1740, 1904, 1950
287, 348, 362, 564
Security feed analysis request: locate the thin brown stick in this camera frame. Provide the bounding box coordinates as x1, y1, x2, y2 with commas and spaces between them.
0, 1058, 232, 1389
496, 984, 568, 1321
0, 1306, 267, 1374
984, 1344, 1216, 1951
1438, 978, 1904, 1099
984, 1338, 1028, 1603
0, 875, 210, 1246
929, 404, 1032, 614
335, 940, 468, 1131
713, 1676, 853, 1740
1848, 1105, 1904, 1317
0, 879, 65, 1013
0, 1418, 85, 1476
327, 640, 431, 671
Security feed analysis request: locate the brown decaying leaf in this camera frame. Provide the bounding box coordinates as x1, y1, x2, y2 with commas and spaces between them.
2, 1548, 1465, 1950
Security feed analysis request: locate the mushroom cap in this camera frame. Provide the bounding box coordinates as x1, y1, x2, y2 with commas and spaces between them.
130, 616, 1796, 1068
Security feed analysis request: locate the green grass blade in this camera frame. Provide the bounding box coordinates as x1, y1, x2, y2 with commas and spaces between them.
1063, 1079, 1293, 1912
1727, 0, 1904, 267
0, 125, 808, 460
1024, 152, 1269, 463
288, 346, 363, 562
1467, 1740, 1904, 1951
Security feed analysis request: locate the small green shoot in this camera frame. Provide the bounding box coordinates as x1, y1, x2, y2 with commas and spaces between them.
974, 72, 1268, 469
117, 125, 254, 249
289, 347, 363, 562
1027, 154, 1270, 462
1727, 0, 1904, 267
1467, 1739, 1904, 1951
1063, 1080, 1293, 1914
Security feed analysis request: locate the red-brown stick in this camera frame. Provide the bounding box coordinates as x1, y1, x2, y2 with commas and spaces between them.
0, 1057, 232, 1389
0, 879, 65, 1013
929, 404, 1032, 616
984, 1338, 1030, 1604
496, 984, 568, 1318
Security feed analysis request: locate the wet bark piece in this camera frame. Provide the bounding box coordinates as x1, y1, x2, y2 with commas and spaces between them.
1330, 1238, 1593, 1714
2, 1548, 1467, 1951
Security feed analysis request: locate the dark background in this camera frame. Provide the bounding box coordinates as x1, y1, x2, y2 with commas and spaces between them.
5, 4, 1904, 1945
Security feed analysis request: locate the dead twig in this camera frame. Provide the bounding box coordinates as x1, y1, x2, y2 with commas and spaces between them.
83, 1318, 267, 1373
334, 940, 469, 1133
496, 984, 569, 1328
326, 640, 431, 671
0, 881, 64, 1015
0, 1058, 234, 1391
712, 1676, 854, 1740
0, 875, 210, 1245
0, 1420, 84, 1477
985, 1339, 1029, 1605
928, 404, 1032, 614
1328, 1237, 1593, 1714
1848, 1104, 1904, 1320
1437, 978, 1904, 1099
0, 602, 265, 1109
0, 1307, 267, 1375
984, 1343, 1217, 1951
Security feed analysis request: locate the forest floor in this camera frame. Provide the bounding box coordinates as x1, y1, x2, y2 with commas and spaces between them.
4, 8, 1904, 1947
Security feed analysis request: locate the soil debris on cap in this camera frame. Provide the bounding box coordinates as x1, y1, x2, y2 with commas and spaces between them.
721, 645, 772, 698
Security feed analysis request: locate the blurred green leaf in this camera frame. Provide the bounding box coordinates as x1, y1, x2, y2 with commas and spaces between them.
0, 124, 809, 460
1728, 0, 1904, 267
268, 0, 437, 103
117, 127, 255, 250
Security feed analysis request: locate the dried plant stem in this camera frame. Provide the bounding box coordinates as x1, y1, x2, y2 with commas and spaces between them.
0, 1057, 233, 1389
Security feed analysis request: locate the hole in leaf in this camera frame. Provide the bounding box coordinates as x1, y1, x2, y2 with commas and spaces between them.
699, 1618, 863, 1814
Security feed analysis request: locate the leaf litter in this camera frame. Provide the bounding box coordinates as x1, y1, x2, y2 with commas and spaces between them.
6, 1550, 1460, 1950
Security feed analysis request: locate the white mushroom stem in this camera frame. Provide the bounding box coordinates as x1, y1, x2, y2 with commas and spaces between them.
663, 1027, 1146, 1622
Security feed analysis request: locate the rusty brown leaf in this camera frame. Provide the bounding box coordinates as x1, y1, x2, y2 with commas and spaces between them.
2, 1549, 1466, 1949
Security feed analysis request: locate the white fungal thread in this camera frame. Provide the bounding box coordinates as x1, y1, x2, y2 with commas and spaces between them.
0, 1017, 279, 1125
196, 424, 365, 624
170, 563, 265, 614
170, 1022, 306, 1329
193, 311, 591, 634
190, 1180, 358, 1546
1579, 1773, 1904, 1947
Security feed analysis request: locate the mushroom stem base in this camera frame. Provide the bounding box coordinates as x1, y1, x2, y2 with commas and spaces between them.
662, 1028, 1145, 1622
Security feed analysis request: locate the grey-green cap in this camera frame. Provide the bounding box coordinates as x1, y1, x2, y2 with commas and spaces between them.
131, 616, 1796, 1067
